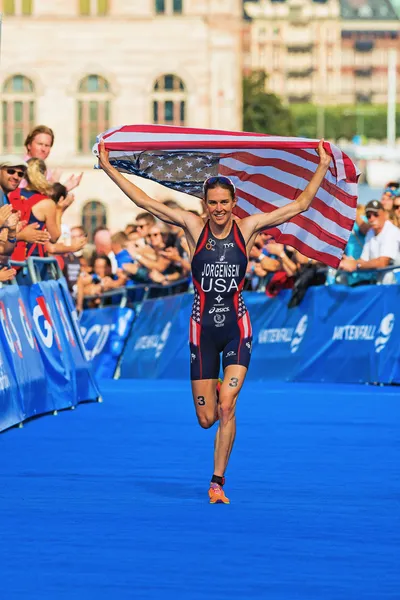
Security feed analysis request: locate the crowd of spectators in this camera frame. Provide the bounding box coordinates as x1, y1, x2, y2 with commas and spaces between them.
1, 125, 400, 309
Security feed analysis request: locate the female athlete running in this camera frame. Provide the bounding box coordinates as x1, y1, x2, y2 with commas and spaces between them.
98, 139, 331, 504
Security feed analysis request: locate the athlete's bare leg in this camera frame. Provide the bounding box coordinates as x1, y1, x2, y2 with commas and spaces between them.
213, 365, 247, 477
191, 378, 219, 429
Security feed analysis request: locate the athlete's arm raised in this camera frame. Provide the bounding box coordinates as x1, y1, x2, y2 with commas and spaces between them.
97, 139, 198, 230
240, 140, 331, 239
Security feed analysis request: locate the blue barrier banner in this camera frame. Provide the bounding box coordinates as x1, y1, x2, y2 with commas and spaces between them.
0, 279, 99, 432
29, 282, 76, 409
0, 289, 25, 430
57, 279, 100, 401
119, 294, 192, 379
294, 285, 400, 384
80, 306, 135, 379
1, 285, 50, 418
118, 287, 400, 384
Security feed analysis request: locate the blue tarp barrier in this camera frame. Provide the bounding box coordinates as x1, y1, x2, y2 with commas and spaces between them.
119, 286, 400, 384
0, 280, 99, 432
79, 306, 135, 379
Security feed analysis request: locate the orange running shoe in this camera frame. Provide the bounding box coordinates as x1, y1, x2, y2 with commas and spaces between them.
208, 483, 230, 504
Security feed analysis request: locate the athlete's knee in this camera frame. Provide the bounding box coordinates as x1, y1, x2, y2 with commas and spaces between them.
197, 412, 216, 429
218, 397, 236, 425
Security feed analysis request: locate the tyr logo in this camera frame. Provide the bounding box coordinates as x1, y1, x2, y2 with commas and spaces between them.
223, 243, 234, 249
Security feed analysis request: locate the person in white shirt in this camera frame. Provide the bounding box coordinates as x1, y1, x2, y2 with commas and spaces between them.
340, 200, 400, 280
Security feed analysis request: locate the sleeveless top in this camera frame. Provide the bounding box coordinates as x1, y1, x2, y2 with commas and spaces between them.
190, 220, 249, 330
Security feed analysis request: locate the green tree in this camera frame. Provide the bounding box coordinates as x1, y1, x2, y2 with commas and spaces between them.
243, 71, 294, 136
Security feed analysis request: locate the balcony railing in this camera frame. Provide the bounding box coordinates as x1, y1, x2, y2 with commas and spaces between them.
287, 43, 314, 53
287, 67, 314, 78
355, 67, 373, 77
355, 40, 374, 52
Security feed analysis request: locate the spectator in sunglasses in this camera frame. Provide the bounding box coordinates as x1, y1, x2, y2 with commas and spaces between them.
0, 155, 26, 257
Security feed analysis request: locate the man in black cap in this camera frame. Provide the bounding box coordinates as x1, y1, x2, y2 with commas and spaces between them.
0, 155, 25, 261
340, 200, 400, 276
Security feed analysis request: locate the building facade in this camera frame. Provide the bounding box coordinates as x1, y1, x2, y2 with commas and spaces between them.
0, 0, 243, 232
243, 0, 400, 107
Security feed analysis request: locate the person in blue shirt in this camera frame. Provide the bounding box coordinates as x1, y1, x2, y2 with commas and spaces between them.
345, 204, 369, 260
111, 231, 134, 269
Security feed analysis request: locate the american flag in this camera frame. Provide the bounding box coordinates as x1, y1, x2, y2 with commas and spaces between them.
93, 124, 359, 268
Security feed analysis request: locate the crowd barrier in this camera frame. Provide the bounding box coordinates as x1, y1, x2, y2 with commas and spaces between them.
0, 258, 100, 433
118, 285, 400, 384
78, 279, 190, 378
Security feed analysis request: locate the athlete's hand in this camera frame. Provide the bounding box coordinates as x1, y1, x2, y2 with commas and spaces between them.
316, 139, 331, 169
98, 138, 111, 171
0, 205, 13, 228
0, 228, 8, 243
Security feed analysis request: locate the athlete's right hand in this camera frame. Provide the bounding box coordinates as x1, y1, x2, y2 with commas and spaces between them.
18, 223, 51, 244
98, 138, 111, 170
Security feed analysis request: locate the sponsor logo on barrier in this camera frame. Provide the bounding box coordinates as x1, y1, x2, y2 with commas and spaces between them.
0, 301, 23, 358
134, 321, 172, 358
332, 313, 395, 353
258, 315, 308, 354
0, 353, 10, 391
53, 292, 75, 347
81, 324, 111, 361
375, 313, 395, 353
290, 315, 309, 354
18, 299, 37, 351
33, 296, 62, 350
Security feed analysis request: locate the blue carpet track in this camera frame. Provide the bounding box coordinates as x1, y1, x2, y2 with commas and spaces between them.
1, 380, 399, 600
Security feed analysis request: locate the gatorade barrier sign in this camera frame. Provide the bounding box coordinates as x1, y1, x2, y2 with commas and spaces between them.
118, 286, 400, 384
0, 280, 99, 432
79, 306, 135, 379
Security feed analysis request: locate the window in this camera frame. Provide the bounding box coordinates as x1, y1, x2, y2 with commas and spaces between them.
173, 0, 182, 13
77, 75, 111, 154
2, 75, 35, 152
152, 74, 186, 126
155, 0, 183, 15
2, 0, 33, 15
79, 0, 109, 16
82, 201, 107, 242
155, 0, 165, 13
